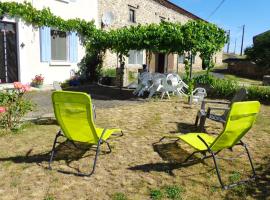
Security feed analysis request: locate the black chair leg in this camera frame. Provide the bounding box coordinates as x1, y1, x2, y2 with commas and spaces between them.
104, 141, 112, 153
243, 142, 256, 178
195, 115, 199, 126
48, 130, 62, 170
199, 115, 206, 131
87, 139, 102, 176
211, 152, 225, 189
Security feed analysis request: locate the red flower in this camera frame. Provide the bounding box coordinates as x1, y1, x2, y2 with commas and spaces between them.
22, 84, 31, 92
13, 82, 31, 92
13, 82, 23, 89
0, 107, 6, 113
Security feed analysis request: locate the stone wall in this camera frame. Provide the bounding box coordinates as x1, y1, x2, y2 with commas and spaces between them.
227, 59, 269, 79
98, 0, 224, 85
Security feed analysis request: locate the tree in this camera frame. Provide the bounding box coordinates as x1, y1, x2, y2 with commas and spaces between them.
245, 31, 270, 68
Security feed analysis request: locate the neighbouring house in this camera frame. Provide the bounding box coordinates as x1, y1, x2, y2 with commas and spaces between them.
0, 0, 98, 84
98, 0, 223, 86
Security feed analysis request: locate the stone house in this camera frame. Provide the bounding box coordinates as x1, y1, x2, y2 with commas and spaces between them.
98, 0, 223, 85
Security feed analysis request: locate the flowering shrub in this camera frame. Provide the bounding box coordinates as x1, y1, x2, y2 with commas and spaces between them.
32, 74, 44, 85
0, 82, 34, 131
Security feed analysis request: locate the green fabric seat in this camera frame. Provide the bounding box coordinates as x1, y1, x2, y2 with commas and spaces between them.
159, 101, 260, 189
48, 91, 123, 176
178, 133, 215, 151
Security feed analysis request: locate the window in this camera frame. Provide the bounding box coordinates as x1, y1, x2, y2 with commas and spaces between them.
128, 50, 143, 64
160, 16, 166, 22
55, 0, 70, 3
51, 29, 68, 61
192, 54, 196, 64
178, 54, 185, 63
129, 8, 136, 23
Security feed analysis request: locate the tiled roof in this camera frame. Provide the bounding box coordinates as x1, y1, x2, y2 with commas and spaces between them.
153, 0, 203, 21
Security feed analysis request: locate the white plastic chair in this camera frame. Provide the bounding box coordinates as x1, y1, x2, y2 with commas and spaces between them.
148, 73, 167, 98
133, 72, 152, 96
192, 87, 207, 103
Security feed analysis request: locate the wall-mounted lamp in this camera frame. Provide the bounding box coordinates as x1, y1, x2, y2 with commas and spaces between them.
20, 42, 25, 48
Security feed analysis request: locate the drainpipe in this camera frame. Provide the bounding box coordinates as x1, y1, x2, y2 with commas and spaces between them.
176, 53, 179, 73
188, 52, 193, 105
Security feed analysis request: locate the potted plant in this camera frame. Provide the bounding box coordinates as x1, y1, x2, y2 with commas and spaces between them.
32, 74, 44, 88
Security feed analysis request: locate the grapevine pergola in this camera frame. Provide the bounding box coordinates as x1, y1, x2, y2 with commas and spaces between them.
0, 2, 227, 85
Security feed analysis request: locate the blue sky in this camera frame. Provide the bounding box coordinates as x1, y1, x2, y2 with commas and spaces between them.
170, 0, 270, 54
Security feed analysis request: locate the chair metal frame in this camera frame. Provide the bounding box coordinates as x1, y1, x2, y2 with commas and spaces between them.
195, 88, 248, 131
158, 136, 256, 189
48, 129, 124, 176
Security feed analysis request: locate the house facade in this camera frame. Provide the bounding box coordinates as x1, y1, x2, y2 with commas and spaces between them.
98, 0, 223, 85
0, 0, 98, 84
0, 0, 223, 86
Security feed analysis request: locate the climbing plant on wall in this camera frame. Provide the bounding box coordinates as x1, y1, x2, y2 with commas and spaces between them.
0, 2, 227, 85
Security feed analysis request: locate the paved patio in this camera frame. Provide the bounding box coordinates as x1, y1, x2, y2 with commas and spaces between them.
25, 84, 146, 119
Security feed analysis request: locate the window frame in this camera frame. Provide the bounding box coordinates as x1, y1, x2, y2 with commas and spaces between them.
160, 16, 166, 22
129, 8, 136, 23
192, 54, 196, 64
50, 29, 69, 62
55, 0, 70, 4
178, 54, 185, 64
128, 50, 144, 65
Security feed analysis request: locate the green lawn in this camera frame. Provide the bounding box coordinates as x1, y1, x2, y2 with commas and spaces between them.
0, 98, 269, 199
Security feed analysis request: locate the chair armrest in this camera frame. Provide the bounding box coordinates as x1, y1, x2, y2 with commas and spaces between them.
208, 107, 230, 112
206, 107, 230, 119
201, 100, 230, 110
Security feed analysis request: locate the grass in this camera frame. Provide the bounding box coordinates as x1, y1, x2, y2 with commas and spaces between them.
0, 98, 269, 199
223, 74, 262, 86
150, 185, 184, 200
165, 185, 184, 199
112, 192, 128, 200
43, 196, 55, 200
150, 189, 163, 200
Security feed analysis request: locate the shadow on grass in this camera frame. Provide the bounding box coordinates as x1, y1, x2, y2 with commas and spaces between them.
65, 84, 140, 101
170, 122, 199, 134
0, 140, 110, 175
220, 155, 270, 199
31, 117, 58, 125
129, 142, 213, 177
245, 156, 270, 199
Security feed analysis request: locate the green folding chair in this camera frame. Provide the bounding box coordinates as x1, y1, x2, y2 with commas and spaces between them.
158, 101, 260, 189
49, 91, 123, 176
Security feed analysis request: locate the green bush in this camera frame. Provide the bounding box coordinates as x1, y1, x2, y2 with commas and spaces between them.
0, 83, 34, 131
245, 30, 270, 68
102, 68, 116, 77
193, 74, 215, 85
210, 78, 239, 99
247, 86, 270, 103
194, 74, 270, 103
78, 50, 104, 82
194, 74, 239, 99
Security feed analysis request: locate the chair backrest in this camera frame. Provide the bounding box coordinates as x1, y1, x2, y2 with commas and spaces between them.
192, 87, 207, 103
230, 88, 248, 106
222, 88, 248, 119
52, 91, 99, 144
210, 101, 260, 151
53, 81, 62, 91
